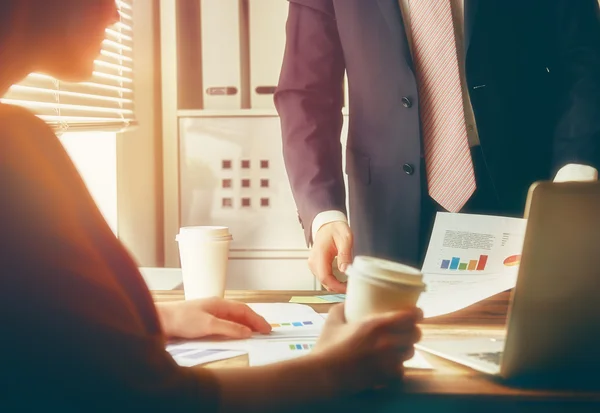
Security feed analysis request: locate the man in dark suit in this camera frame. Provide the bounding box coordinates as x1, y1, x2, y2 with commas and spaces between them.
275, 0, 600, 292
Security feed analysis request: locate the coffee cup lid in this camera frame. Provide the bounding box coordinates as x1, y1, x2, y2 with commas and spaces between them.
176, 226, 232, 241
347, 256, 425, 288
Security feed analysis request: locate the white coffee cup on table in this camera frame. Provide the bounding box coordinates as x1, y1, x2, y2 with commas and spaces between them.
176, 226, 232, 300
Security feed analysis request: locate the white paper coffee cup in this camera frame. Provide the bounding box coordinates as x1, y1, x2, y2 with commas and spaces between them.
344, 256, 426, 323
176, 226, 233, 300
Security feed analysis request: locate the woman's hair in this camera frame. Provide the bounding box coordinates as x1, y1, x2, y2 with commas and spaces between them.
0, 1, 18, 42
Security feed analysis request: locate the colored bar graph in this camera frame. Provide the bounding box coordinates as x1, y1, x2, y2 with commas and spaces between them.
271, 321, 316, 328
440, 254, 489, 271
288, 343, 315, 351
476, 255, 488, 270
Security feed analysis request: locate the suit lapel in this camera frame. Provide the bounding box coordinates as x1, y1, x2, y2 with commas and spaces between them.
464, 0, 479, 55
376, 0, 414, 69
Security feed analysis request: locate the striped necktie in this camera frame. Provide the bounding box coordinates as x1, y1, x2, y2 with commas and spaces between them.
409, 0, 476, 212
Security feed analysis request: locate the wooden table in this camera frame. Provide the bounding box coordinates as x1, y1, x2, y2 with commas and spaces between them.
153, 290, 600, 412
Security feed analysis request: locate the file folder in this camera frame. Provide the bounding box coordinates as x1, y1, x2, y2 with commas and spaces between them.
248, 0, 289, 109
200, 0, 242, 109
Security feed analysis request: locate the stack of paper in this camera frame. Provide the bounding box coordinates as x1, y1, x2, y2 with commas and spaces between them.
167, 342, 246, 367
167, 303, 431, 369
247, 338, 432, 369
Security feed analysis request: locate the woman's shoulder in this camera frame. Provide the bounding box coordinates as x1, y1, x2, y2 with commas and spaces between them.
0, 103, 41, 119
0, 104, 53, 136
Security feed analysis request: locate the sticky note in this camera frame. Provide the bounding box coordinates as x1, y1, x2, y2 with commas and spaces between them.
315, 294, 346, 303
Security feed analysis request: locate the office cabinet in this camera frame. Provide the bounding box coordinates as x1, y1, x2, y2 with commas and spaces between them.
178, 114, 349, 289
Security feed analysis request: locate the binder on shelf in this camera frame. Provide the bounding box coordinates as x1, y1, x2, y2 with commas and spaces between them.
248, 0, 289, 109
200, 0, 242, 109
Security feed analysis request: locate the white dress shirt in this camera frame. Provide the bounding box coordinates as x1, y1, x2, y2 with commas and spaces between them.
310, 0, 597, 241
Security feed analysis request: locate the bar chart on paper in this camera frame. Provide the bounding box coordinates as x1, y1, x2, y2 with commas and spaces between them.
269, 321, 314, 328
288, 343, 315, 351
247, 303, 325, 340
248, 339, 317, 366
440, 254, 488, 271
422, 212, 527, 276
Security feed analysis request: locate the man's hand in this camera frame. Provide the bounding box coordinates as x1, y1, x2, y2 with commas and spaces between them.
155, 297, 272, 339
309, 221, 353, 292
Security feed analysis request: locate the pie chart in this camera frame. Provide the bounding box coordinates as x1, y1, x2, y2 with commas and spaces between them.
503, 255, 521, 267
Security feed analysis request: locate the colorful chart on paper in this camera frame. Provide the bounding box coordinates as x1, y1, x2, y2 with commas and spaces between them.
269, 321, 314, 328
439, 254, 488, 271
503, 254, 521, 267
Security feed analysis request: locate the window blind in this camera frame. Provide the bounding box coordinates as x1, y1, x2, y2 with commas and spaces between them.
0, 0, 136, 133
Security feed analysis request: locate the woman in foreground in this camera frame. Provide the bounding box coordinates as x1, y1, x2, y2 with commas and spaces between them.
0, 1, 421, 411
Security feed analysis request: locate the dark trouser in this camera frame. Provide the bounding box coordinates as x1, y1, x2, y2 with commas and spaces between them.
418, 146, 501, 264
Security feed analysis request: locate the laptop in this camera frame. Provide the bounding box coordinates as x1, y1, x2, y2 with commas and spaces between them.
416, 181, 600, 387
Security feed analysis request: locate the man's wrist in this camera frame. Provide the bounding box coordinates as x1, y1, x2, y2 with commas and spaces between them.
311, 210, 348, 242
554, 163, 598, 182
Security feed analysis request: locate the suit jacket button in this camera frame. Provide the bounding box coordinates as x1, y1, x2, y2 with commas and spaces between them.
401, 96, 412, 108
403, 163, 415, 175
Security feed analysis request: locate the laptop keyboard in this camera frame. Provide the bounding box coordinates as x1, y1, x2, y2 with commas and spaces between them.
467, 351, 503, 366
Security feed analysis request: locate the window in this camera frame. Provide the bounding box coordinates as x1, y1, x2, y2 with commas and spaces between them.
0, 1, 137, 238
59, 132, 118, 234
0, 1, 136, 133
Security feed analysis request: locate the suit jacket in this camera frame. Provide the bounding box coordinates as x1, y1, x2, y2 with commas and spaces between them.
275, 0, 600, 267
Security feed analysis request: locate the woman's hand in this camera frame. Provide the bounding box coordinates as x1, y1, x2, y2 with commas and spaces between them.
312, 304, 422, 395
155, 297, 272, 339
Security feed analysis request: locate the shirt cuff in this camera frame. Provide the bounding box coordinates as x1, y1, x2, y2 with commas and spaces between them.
553, 163, 598, 183
311, 210, 348, 242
